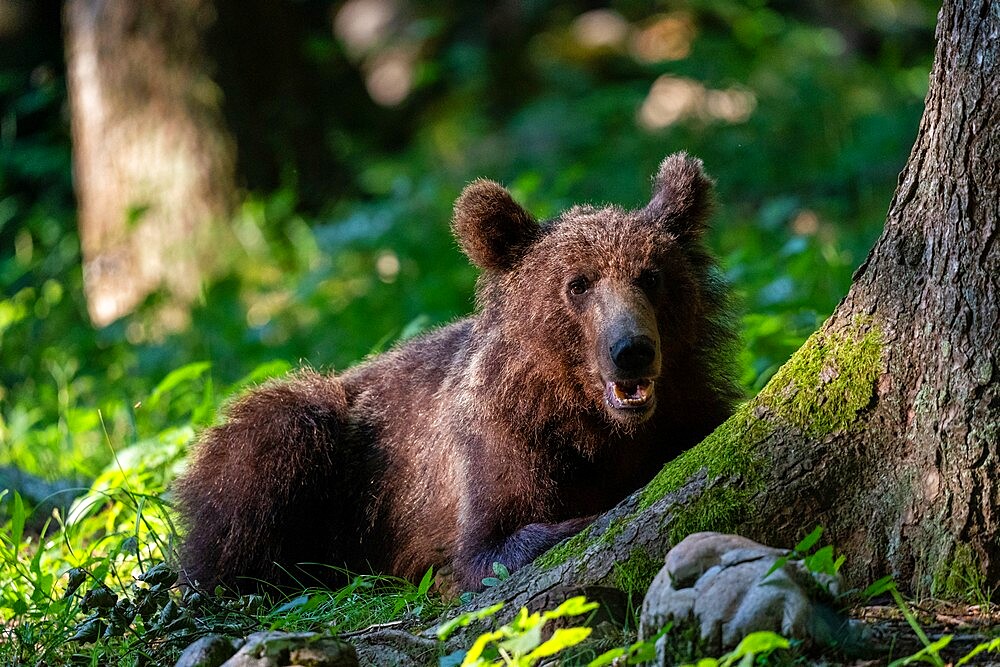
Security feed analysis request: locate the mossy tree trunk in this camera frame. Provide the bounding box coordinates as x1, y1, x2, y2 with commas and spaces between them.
64, 0, 236, 327
447, 0, 999, 623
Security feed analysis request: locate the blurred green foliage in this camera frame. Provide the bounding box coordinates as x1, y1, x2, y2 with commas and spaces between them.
1, 0, 934, 519
0, 1, 942, 661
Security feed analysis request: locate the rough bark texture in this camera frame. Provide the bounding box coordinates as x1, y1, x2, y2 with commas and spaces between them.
752, 0, 1000, 596
64, 0, 236, 326
421, 0, 999, 645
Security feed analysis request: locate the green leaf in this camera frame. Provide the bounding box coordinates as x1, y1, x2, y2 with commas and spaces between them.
631, 640, 659, 662
587, 647, 626, 666
462, 629, 504, 664
417, 567, 434, 596
31, 572, 53, 602
545, 595, 599, 620
193, 374, 217, 425
436, 602, 504, 641
499, 621, 543, 656
763, 554, 790, 579
10, 491, 25, 554
146, 362, 211, 408
803, 545, 838, 575
68, 618, 104, 643
861, 575, 896, 599
136, 562, 178, 587
683, 658, 719, 667
888, 635, 951, 667
794, 526, 823, 553
29, 524, 46, 576
491, 561, 510, 579
125, 202, 151, 228
64, 568, 88, 598
274, 595, 310, 614
509, 606, 537, 633
119, 535, 139, 556
527, 627, 591, 659
719, 631, 791, 666
958, 638, 1000, 665
603, 624, 670, 665
82, 586, 118, 612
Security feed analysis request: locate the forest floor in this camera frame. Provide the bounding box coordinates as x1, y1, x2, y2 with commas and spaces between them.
845, 601, 1000, 665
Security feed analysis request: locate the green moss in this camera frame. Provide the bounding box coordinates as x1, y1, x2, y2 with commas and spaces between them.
612, 547, 663, 595
665, 484, 756, 545
760, 318, 883, 437
535, 524, 595, 570
599, 516, 630, 546
932, 543, 989, 603
637, 400, 771, 512
533, 515, 632, 571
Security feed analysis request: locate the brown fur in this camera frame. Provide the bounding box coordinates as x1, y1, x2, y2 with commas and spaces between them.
175, 152, 741, 593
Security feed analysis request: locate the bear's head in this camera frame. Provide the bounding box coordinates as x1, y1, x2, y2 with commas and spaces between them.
452, 152, 719, 430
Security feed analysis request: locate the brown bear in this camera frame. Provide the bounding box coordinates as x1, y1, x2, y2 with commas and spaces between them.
175, 153, 741, 594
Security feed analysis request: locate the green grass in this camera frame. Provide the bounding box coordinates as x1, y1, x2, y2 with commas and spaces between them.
0, 362, 454, 665
1, 490, 450, 665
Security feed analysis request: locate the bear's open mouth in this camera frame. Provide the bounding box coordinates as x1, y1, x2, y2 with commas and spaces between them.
605, 379, 655, 411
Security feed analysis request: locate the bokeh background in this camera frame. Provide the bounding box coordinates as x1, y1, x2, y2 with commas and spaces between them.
1, 0, 937, 487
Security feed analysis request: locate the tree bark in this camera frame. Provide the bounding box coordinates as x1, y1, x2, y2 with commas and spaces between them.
64, 0, 236, 326
427, 0, 999, 640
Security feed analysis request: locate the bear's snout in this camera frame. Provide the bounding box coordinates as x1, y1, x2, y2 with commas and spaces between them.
610, 334, 657, 376
597, 304, 662, 420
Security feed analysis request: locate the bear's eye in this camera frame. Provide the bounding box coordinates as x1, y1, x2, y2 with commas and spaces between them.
568, 276, 590, 296
638, 269, 661, 291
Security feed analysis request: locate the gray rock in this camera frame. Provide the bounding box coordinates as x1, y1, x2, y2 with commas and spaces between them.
174, 634, 241, 667
217, 631, 358, 667
640, 532, 845, 661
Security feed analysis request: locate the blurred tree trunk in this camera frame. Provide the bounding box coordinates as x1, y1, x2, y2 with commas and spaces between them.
64, 0, 235, 327
431, 0, 999, 636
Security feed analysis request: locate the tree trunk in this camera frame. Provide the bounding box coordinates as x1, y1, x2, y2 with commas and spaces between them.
422, 0, 999, 640
64, 0, 236, 327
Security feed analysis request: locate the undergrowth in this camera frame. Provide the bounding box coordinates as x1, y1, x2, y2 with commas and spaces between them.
445, 530, 1000, 666
1, 490, 449, 665
0, 360, 452, 665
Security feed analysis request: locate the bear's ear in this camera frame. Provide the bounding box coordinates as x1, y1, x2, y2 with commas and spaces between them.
452, 179, 539, 271
643, 152, 714, 239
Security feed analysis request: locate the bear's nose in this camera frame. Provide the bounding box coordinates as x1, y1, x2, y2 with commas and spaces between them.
610, 335, 656, 375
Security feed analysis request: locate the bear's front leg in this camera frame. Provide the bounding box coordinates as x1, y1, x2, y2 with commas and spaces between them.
456, 515, 595, 591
